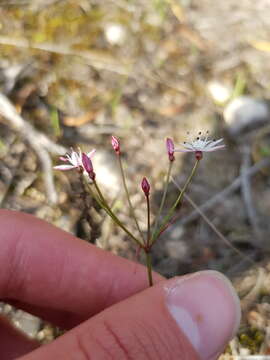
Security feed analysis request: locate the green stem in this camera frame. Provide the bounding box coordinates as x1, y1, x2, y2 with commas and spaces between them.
151, 161, 173, 241
145, 250, 153, 287
92, 179, 143, 247
118, 155, 145, 243
146, 195, 151, 248
82, 176, 103, 207
152, 159, 200, 243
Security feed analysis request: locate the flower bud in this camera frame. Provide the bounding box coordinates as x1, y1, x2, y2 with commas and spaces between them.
166, 138, 175, 162
141, 177, 150, 197
82, 152, 96, 180
111, 135, 120, 155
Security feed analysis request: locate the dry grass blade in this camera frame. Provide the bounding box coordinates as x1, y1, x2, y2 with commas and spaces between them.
240, 145, 261, 243
0, 36, 131, 76
171, 177, 255, 266
0, 36, 188, 94
178, 157, 270, 226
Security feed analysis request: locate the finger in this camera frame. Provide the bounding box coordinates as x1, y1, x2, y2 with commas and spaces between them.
0, 210, 163, 327
0, 316, 38, 360
19, 271, 241, 360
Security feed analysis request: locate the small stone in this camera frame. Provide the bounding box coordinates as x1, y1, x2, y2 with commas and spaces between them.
12, 310, 41, 338
247, 310, 265, 329
36, 330, 45, 341
224, 96, 270, 137
37, 325, 55, 343
3, 304, 12, 315
42, 326, 54, 337
165, 239, 188, 260
239, 347, 251, 356
104, 23, 126, 46
207, 80, 231, 104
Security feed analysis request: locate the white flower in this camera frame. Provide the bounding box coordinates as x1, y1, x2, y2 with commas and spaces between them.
175, 132, 225, 153
54, 148, 96, 171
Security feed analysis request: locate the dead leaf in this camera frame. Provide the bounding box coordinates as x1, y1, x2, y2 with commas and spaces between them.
250, 40, 270, 52
63, 110, 98, 127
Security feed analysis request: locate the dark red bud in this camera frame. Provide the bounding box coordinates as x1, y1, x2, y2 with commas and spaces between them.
166, 138, 175, 162
82, 152, 95, 179
111, 135, 120, 155
141, 177, 150, 197
195, 151, 203, 160
82, 152, 93, 172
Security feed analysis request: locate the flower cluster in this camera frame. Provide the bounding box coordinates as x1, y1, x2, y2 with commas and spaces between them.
54, 133, 224, 174
54, 132, 225, 287
54, 148, 96, 177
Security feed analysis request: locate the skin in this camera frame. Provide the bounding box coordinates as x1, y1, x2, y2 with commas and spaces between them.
0, 209, 201, 360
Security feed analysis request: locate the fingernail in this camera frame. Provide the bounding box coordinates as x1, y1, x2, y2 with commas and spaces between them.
165, 270, 241, 360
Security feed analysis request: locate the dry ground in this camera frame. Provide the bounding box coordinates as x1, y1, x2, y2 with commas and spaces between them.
0, 0, 270, 356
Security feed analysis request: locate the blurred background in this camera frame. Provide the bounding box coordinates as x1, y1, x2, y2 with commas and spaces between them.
0, 0, 270, 356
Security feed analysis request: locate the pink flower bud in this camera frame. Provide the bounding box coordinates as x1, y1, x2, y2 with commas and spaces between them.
141, 177, 150, 197
166, 138, 175, 162
111, 135, 120, 155
82, 152, 96, 180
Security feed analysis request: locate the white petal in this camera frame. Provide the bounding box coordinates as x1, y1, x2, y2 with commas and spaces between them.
87, 149, 96, 158
66, 154, 72, 162
70, 151, 77, 165
202, 140, 212, 146
53, 164, 77, 171
74, 152, 82, 166
179, 143, 195, 150
207, 138, 224, 148
205, 145, 226, 152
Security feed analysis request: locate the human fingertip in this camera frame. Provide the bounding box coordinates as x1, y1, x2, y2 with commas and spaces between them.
165, 270, 241, 360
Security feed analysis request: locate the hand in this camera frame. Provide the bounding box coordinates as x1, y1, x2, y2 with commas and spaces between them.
0, 210, 240, 360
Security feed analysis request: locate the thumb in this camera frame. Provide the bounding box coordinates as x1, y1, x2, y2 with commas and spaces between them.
19, 270, 241, 360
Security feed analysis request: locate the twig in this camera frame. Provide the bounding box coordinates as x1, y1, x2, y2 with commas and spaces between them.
177, 157, 270, 226
0, 93, 67, 204
240, 145, 261, 242
0, 94, 66, 155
